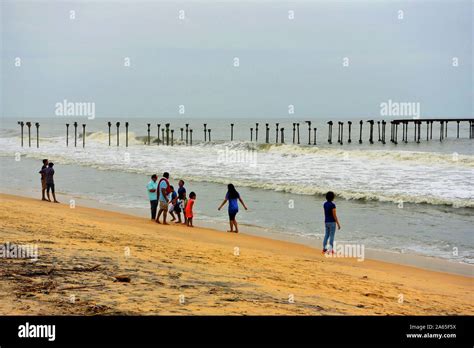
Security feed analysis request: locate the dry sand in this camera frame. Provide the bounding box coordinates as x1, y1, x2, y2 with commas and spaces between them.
0, 193, 472, 315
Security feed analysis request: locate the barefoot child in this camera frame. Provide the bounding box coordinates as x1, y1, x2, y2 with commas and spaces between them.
168, 186, 177, 222
323, 191, 341, 254
185, 192, 196, 227
218, 184, 247, 233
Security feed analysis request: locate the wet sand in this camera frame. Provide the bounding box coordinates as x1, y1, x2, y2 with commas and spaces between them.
0, 193, 472, 315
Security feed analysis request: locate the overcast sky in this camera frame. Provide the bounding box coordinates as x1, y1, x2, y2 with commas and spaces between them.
1, 0, 472, 119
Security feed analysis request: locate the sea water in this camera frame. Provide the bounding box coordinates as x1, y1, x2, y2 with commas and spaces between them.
0, 117, 473, 268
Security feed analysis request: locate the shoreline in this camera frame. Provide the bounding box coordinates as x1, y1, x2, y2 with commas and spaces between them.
0, 193, 473, 315
1, 186, 472, 277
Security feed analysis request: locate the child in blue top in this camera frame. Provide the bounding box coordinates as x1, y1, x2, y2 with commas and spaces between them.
218, 184, 247, 233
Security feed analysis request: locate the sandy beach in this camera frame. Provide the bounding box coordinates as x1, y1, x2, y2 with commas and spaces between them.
0, 193, 472, 315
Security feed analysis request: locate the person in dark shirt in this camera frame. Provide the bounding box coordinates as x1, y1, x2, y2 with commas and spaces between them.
39, 159, 49, 201
174, 180, 186, 224
44, 162, 59, 203
322, 191, 341, 254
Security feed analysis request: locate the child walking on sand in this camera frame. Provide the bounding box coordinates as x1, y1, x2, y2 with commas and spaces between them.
218, 184, 247, 233
323, 191, 341, 254
185, 192, 196, 227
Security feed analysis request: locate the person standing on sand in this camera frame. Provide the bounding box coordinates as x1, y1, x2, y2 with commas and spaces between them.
168, 185, 177, 222
218, 184, 247, 233
39, 159, 48, 201
156, 172, 171, 225
44, 162, 59, 203
173, 180, 187, 224
146, 174, 158, 220
322, 191, 341, 254
185, 192, 196, 227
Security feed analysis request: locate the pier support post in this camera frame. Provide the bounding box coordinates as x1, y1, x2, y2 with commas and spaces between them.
394, 122, 399, 144
368, 120, 374, 144
328, 121, 333, 144
107, 122, 111, 146
381, 120, 386, 144
19, 121, 24, 147
265, 123, 269, 143
292, 123, 296, 143
250, 128, 253, 142
162, 129, 165, 144
348, 121, 352, 143
166, 123, 170, 146
358, 120, 363, 144
230, 124, 234, 141
377, 121, 381, 142
116, 122, 120, 146
456, 121, 460, 138
340, 123, 343, 145
190, 129, 193, 145
65, 123, 69, 147
445, 121, 448, 138
276, 123, 280, 143
313, 128, 317, 145
204, 124, 207, 142
82, 124, 86, 148
296, 123, 300, 144
157, 124, 161, 145
440, 121, 444, 141
180, 128, 184, 141
35, 122, 40, 148
337, 121, 341, 144
171, 129, 174, 146
417, 121, 421, 143
185, 124, 189, 145
430, 121, 433, 139
74, 122, 78, 147
208, 129, 211, 142
426, 121, 429, 141
147, 123, 151, 145
280, 128, 284, 143
306, 121, 311, 145
256, 123, 259, 142
125, 122, 129, 147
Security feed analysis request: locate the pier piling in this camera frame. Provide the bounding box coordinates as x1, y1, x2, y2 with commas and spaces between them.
276, 123, 280, 143
107, 122, 111, 146
305, 121, 311, 145
327, 121, 333, 144
82, 124, 86, 148
280, 128, 284, 143
250, 128, 253, 142
292, 123, 296, 144
26, 122, 31, 147
348, 121, 352, 143
313, 128, 317, 145
256, 123, 259, 142
147, 123, 151, 145
74, 122, 78, 147
368, 120, 374, 144
296, 123, 300, 144
165, 123, 170, 146
65, 123, 69, 147
265, 123, 269, 143
230, 124, 234, 141
358, 120, 363, 144
180, 128, 184, 141
208, 129, 211, 142
125, 122, 129, 147
116, 122, 120, 146
204, 124, 207, 142
18, 121, 24, 147
185, 124, 189, 145
190, 129, 193, 145
157, 124, 161, 145
171, 129, 174, 146
35, 122, 40, 148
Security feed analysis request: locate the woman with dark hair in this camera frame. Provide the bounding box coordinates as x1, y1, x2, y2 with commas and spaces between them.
218, 184, 247, 233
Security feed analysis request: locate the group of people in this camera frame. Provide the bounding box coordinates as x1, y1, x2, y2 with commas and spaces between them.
146, 172, 248, 232
146, 172, 197, 227
37, 160, 341, 248
39, 159, 59, 203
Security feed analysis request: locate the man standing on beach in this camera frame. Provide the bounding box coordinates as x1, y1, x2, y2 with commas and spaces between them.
39, 159, 48, 201
146, 174, 158, 220
156, 172, 171, 225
